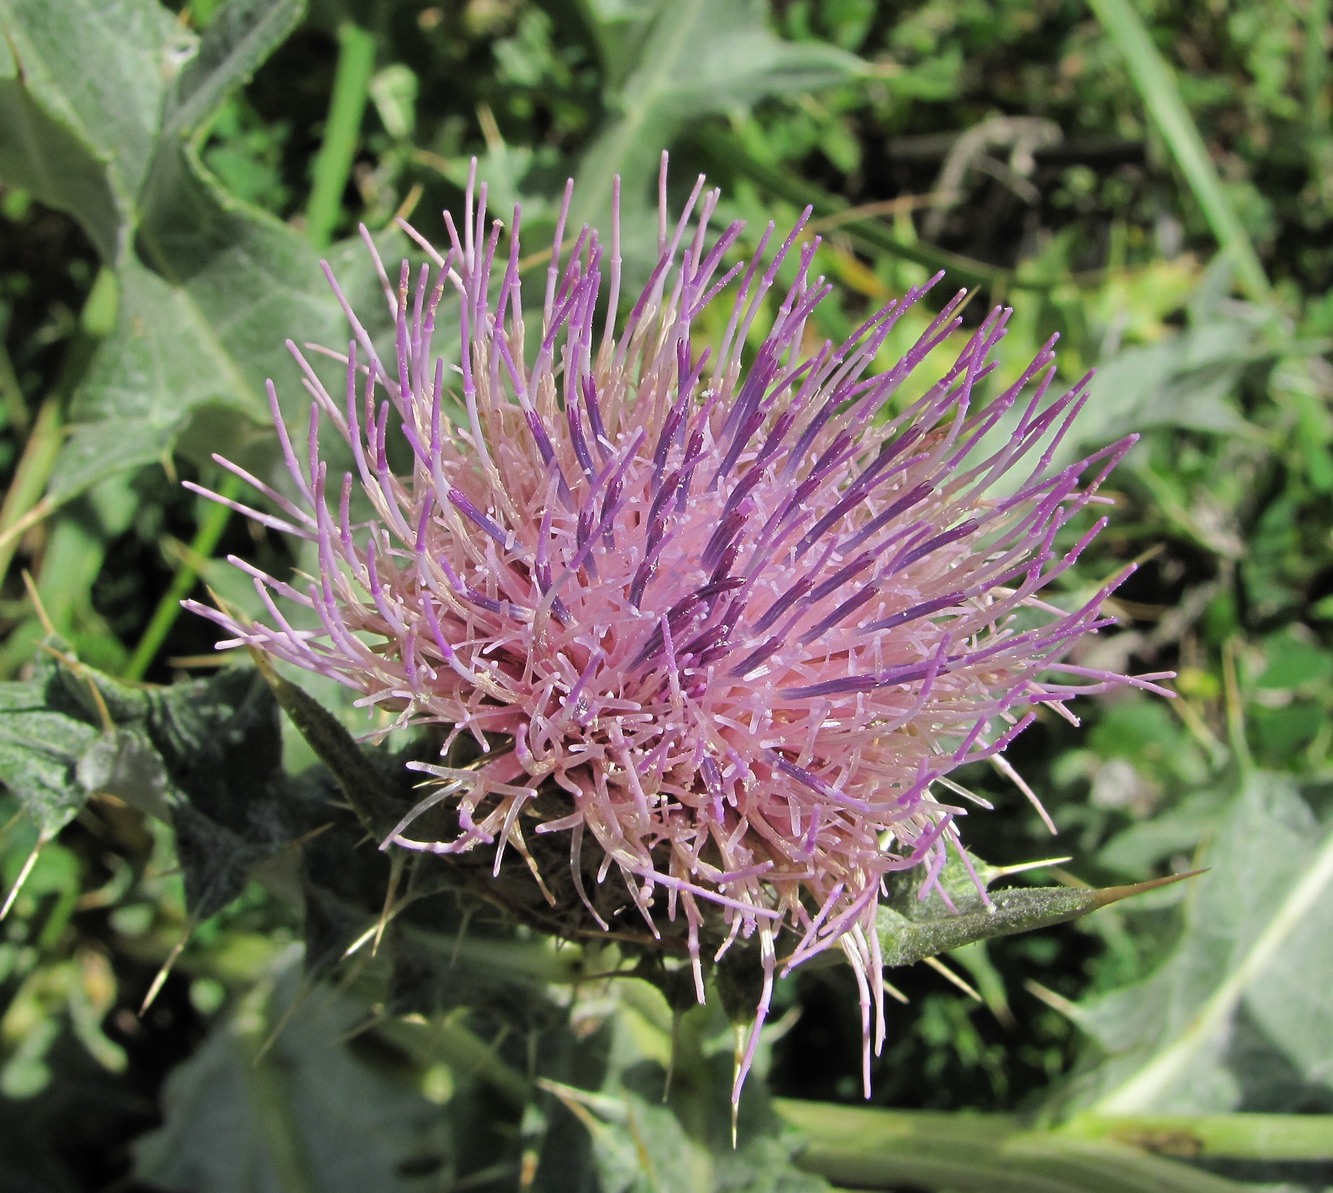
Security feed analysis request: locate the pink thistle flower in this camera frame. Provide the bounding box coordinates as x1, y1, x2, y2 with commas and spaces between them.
188, 157, 1169, 1100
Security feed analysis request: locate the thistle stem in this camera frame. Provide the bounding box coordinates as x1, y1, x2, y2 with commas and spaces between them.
1060, 1111, 1333, 1161
774, 1100, 1309, 1193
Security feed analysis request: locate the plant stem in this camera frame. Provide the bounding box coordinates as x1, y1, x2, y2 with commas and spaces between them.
123, 472, 242, 681
1086, 0, 1270, 303
0, 397, 62, 587
306, 22, 376, 248
774, 1100, 1259, 1193
1061, 1111, 1333, 1161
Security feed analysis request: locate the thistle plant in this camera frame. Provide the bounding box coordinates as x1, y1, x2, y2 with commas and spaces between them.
188, 158, 1168, 1099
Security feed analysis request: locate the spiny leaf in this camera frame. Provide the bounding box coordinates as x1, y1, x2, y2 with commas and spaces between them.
877, 872, 1202, 969
0, 646, 302, 920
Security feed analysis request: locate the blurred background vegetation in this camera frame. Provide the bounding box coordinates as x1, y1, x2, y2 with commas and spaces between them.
1, 0, 1330, 1189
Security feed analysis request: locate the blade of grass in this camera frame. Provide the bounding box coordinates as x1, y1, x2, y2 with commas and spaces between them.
0, 398, 62, 587
0, 315, 30, 437
121, 472, 242, 682
1086, 0, 1270, 302
305, 22, 375, 248
1304, 0, 1331, 150
0, 265, 118, 585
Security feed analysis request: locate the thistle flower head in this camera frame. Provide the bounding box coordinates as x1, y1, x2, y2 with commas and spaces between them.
190, 157, 1167, 1098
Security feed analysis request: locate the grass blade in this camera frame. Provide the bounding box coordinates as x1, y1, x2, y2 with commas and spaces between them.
1087, 0, 1270, 301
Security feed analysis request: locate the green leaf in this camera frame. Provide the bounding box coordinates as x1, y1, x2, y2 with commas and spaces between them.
54, 206, 336, 497
297, 815, 396, 976
0, 651, 100, 837
876, 867, 1199, 969
132, 956, 451, 1193
252, 652, 404, 838
0, 0, 190, 260
573, 0, 659, 95
0, 0, 350, 497
1069, 775, 1333, 1114
76, 726, 175, 821
15, 0, 383, 502
140, 665, 295, 919
162, 0, 305, 142
56, 102, 346, 496
572, 0, 863, 236
575, 1085, 831, 1193
543, 980, 831, 1193
1066, 320, 1261, 458
0, 648, 300, 919
55, 184, 402, 500
0, 51, 122, 264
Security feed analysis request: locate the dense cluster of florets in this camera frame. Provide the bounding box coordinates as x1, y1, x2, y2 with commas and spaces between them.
189, 157, 1166, 1097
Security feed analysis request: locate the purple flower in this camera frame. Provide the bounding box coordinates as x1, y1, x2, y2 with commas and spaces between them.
189, 157, 1169, 1099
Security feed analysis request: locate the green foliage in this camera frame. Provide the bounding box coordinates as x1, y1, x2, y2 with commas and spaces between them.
131, 959, 453, 1193
1, 0, 1332, 1189
568, 0, 862, 235
0, 647, 264, 826
0, 0, 185, 261
1068, 776, 1333, 1116
0, 650, 100, 839
0, 0, 387, 498
772, 1098, 1257, 1193
0, 648, 300, 918
133, 960, 454, 1193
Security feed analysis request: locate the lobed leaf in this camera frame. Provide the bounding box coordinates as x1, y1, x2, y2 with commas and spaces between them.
0, 0, 386, 503
0, 648, 299, 919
